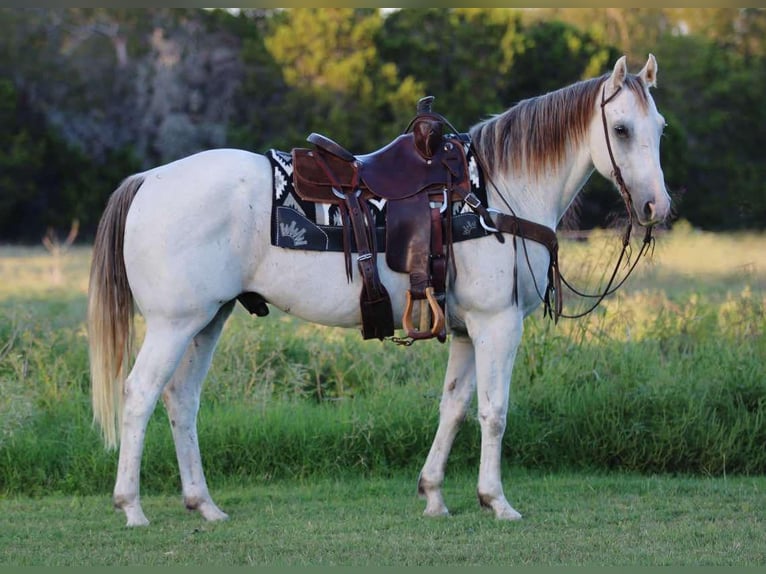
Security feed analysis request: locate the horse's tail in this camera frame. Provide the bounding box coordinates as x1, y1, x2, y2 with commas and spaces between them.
88, 175, 144, 450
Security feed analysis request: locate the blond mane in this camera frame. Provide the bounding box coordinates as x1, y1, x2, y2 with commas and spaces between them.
470, 73, 649, 181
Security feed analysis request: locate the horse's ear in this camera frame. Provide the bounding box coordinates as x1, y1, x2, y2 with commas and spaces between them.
609, 55, 628, 92
638, 53, 658, 88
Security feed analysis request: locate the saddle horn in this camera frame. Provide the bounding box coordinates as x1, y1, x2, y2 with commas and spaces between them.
417, 96, 435, 114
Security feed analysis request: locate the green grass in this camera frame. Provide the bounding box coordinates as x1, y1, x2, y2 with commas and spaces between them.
1, 229, 765, 496
1, 228, 765, 564
2, 469, 764, 565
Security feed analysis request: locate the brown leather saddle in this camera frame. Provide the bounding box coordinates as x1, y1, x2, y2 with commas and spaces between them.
291, 96, 474, 342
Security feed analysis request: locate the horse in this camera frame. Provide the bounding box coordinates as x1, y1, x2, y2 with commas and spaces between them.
88, 54, 671, 526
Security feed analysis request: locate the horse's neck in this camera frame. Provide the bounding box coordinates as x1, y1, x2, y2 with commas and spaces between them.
489, 145, 594, 231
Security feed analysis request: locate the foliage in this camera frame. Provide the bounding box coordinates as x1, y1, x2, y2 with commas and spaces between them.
0, 229, 764, 495
257, 8, 422, 150
1, 8, 765, 239
653, 32, 766, 229
0, 78, 140, 241
375, 8, 523, 131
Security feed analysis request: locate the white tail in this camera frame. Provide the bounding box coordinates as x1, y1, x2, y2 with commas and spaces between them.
87, 175, 144, 449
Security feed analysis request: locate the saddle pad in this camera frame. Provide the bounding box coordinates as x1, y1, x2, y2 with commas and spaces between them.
268, 146, 489, 253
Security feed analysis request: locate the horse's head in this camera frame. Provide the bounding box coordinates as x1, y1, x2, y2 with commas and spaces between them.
589, 54, 671, 226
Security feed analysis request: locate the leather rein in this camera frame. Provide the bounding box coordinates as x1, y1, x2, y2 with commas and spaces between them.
476, 83, 655, 322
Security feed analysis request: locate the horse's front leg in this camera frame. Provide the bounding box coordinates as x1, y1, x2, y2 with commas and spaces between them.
418, 334, 477, 516
467, 308, 523, 520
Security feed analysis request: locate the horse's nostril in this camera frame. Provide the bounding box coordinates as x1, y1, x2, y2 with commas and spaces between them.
643, 201, 655, 220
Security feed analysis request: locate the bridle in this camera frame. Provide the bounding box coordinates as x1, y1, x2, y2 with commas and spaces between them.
481, 81, 656, 322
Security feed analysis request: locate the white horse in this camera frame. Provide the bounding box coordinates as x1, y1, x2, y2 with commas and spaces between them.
88, 55, 671, 526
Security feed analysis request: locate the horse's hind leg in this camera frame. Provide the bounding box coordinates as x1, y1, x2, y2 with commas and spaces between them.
161, 301, 234, 522
113, 317, 206, 527
418, 335, 476, 516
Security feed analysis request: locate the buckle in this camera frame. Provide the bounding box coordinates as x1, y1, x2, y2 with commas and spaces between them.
463, 192, 482, 209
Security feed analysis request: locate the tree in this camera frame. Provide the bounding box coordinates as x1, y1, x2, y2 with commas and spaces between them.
536, 8, 673, 64
0, 78, 117, 241
255, 8, 422, 151
506, 19, 618, 101
654, 32, 766, 229
1, 8, 764, 238
376, 8, 524, 131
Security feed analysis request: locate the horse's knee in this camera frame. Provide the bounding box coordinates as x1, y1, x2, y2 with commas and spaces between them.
439, 399, 469, 426
478, 408, 507, 437
113, 492, 132, 510
417, 473, 440, 497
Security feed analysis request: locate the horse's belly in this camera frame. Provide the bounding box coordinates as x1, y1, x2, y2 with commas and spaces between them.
248, 248, 411, 328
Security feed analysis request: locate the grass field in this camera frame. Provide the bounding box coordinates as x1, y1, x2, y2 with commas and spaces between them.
3, 470, 765, 566
1, 222, 765, 564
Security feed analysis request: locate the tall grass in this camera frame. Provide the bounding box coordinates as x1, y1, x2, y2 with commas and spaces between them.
0, 225, 764, 495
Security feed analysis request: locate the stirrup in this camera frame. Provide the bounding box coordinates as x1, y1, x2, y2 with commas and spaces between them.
402, 287, 445, 340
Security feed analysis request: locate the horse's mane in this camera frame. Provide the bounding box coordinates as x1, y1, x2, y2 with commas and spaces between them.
469, 73, 649, 181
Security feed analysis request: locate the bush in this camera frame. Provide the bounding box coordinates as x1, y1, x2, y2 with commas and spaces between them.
1, 237, 764, 496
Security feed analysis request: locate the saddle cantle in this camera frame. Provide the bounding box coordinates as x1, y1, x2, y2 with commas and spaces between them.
291, 96, 474, 342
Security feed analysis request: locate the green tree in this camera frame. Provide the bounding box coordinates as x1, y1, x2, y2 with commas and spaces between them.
654, 32, 766, 229
0, 77, 142, 241
507, 19, 617, 100
376, 8, 524, 132
217, 9, 283, 152
0, 79, 44, 239
667, 8, 766, 59
538, 8, 673, 64
250, 8, 421, 151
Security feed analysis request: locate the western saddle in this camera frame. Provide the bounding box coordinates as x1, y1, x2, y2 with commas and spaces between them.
292, 96, 497, 343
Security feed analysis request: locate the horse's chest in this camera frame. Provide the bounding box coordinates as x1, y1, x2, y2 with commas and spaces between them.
449, 239, 550, 320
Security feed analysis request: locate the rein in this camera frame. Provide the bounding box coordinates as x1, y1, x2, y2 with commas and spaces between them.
476, 82, 655, 322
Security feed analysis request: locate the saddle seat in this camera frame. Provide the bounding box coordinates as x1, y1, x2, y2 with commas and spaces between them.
294, 129, 467, 203
291, 97, 472, 343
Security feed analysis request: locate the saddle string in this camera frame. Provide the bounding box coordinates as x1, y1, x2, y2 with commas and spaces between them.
309, 148, 384, 291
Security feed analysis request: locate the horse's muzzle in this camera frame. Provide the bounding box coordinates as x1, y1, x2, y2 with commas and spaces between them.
641, 198, 670, 226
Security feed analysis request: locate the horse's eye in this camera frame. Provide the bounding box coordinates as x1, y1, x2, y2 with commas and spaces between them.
614, 124, 629, 138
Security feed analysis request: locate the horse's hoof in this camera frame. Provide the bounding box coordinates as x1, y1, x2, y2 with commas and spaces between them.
423, 505, 450, 518
478, 492, 522, 521
124, 510, 150, 527
199, 502, 229, 522
115, 498, 150, 527
496, 506, 523, 521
